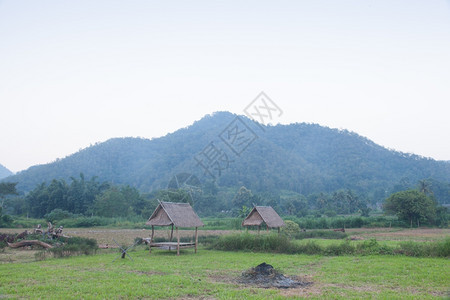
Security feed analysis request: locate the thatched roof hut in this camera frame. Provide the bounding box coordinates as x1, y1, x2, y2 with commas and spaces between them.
242, 206, 285, 230
146, 201, 204, 228
145, 201, 204, 256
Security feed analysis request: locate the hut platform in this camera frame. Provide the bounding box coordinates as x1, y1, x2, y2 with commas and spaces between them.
148, 242, 196, 250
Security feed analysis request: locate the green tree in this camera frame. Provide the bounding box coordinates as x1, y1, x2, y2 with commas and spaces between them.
0, 182, 18, 206
383, 190, 436, 227
93, 187, 128, 217
284, 195, 308, 216
232, 186, 253, 208
418, 179, 432, 195
238, 205, 251, 218
0, 206, 13, 227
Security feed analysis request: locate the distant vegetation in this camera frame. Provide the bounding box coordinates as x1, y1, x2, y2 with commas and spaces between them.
0, 173, 448, 229
0, 112, 449, 228
3, 112, 450, 206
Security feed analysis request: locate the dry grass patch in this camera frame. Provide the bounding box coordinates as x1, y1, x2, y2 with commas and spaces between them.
346, 227, 450, 241
0, 247, 41, 263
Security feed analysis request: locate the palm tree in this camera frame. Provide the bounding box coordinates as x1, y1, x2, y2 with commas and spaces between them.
418, 179, 432, 195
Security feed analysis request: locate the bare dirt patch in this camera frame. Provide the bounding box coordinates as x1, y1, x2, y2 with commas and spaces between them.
237, 263, 312, 289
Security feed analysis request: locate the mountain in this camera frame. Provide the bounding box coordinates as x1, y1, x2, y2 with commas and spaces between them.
3, 112, 450, 203
0, 164, 13, 180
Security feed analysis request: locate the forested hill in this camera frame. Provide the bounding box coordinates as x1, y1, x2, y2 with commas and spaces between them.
0, 164, 13, 180
4, 112, 450, 201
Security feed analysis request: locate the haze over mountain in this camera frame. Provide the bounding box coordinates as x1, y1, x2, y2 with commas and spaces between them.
0, 164, 13, 180
3, 112, 450, 203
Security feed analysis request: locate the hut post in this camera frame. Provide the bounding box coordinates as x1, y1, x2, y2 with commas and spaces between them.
257, 225, 260, 234
195, 227, 198, 253
170, 224, 174, 242
278, 227, 280, 234
176, 227, 180, 256
149, 225, 155, 254
266, 224, 269, 232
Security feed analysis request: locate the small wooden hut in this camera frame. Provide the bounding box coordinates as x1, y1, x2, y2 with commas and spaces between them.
145, 201, 204, 255
242, 206, 285, 233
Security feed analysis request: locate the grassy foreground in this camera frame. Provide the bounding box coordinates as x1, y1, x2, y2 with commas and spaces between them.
0, 247, 448, 299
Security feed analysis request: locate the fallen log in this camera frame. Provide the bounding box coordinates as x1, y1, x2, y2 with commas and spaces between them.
7, 240, 53, 249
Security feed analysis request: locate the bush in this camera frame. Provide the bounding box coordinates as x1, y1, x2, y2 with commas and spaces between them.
0, 214, 14, 228
323, 241, 355, 256
395, 238, 450, 257
58, 216, 111, 227
211, 233, 292, 253
281, 220, 300, 238
296, 241, 322, 255
44, 209, 80, 223
355, 238, 393, 255
287, 215, 408, 230
294, 230, 347, 240
36, 237, 98, 260
324, 210, 337, 217
211, 233, 450, 258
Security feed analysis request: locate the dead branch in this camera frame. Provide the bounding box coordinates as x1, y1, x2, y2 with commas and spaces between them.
7, 240, 53, 249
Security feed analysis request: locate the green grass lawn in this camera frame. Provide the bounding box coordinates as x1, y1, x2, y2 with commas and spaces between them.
1, 247, 448, 299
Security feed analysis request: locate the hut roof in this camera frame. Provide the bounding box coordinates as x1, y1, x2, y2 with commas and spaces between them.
145, 201, 204, 228
242, 206, 285, 228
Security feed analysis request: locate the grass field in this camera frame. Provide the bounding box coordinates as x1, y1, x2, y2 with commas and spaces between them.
1, 227, 449, 299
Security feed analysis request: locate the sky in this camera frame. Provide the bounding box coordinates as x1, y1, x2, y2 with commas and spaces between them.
1, 0, 450, 173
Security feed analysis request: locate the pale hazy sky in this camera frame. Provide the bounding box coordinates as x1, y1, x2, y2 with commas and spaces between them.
1, 0, 450, 173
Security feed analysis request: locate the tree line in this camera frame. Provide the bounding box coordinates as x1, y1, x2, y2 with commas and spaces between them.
0, 174, 447, 229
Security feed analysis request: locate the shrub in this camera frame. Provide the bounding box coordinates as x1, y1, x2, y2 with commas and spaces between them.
58, 216, 110, 228
211, 233, 450, 258
36, 237, 98, 260
355, 238, 393, 255
44, 209, 80, 223
324, 210, 337, 217
211, 233, 292, 253
395, 238, 450, 257
296, 241, 322, 255
294, 230, 347, 240
435, 237, 450, 257
281, 220, 300, 238
323, 241, 355, 256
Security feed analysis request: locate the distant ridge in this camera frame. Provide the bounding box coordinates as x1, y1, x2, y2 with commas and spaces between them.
0, 164, 13, 180
3, 112, 450, 204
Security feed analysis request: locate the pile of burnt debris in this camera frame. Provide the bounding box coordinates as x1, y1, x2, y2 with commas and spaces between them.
238, 262, 311, 289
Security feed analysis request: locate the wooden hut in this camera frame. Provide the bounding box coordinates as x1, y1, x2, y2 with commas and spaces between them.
145, 201, 204, 255
242, 206, 285, 233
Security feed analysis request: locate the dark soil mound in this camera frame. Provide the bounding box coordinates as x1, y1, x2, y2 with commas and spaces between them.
238, 262, 310, 289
